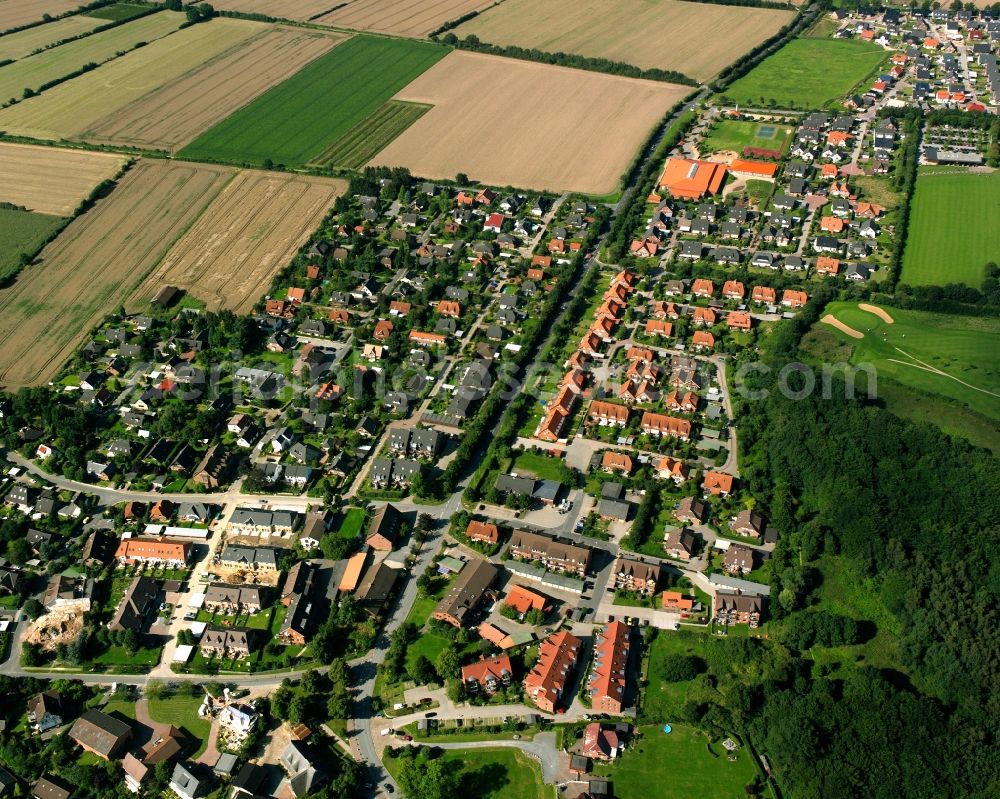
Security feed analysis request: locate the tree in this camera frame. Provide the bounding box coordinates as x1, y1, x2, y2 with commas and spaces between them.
396, 750, 458, 799
146, 679, 167, 700
121, 628, 141, 657
22, 598, 44, 619
271, 682, 294, 720
411, 655, 437, 685
657, 654, 704, 682
434, 645, 460, 680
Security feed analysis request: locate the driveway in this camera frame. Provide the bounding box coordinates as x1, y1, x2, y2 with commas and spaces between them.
431, 732, 568, 784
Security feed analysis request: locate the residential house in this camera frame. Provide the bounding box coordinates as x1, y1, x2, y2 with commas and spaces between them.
366, 503, 403, 551
199, 627, 256, 660
703, 471, 735, 496
723, 545, 755, 576
462, 655, 514, 695
508, 530, 591, 576
524, 630, 582, 713
69, 710, 132, 760
27, 691, 63, 734
587, 621, 630, 715
664, 527, 697, 561
432, 559, 498, 628
612, 557, 661, 595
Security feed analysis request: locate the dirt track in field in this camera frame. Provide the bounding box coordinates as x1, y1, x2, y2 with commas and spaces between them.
128, 171, 346, 313
314, 0, 494, 37
453, 0, 794, 81
0, 142, 126, 215
370, 51, 690, 194
0, 0, 83, 32
84, 26, 346, 151
0, 160, 233, 388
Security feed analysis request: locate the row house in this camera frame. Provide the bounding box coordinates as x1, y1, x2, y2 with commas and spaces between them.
115, 537, 189, 568
641, 412, 692, 440
203, 584, 269, 615
587, 621, 631, 715
589, 400, 630, 427
508, 530, 591, 577
200, 626, 257, 659
524, 630, 582, 713
612, 557, 661, 596
715, 592, 762, 628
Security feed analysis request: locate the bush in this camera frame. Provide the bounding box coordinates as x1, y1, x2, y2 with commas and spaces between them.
657, 654, 705, 682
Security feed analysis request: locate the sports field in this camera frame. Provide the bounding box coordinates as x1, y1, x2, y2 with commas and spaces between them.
179, 35, 448, 167
370, 51, 690, 193
452, 0, 794, 82
315, 0, 495, 37
0, 10, 183, 101
0, 208, 64, 281
722, 38, 886, 109
0, 142, 125, 215
0, 160, 233, 388
700, 118, 793, 156
128, 170, 346, 313
0, 1, 83, 33
310, 100, 430, 169
592, 724, 757, 799
0, 17, 264, 141
900, 169, 999, 288
815, 302, 1000, 424
82, 26, 345, 152
0, 15, 104, 62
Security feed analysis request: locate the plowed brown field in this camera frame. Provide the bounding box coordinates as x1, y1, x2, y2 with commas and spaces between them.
206, 0, 338, 20
0, 142, 125, 215
83, 26, 346, 151
370, 52, 690, 194
129, 170, 346, 313
314, 0, 493, 37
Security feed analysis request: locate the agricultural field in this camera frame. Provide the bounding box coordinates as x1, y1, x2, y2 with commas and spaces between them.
0, 160, 234, 388
82, 2, 150, 21
592, 724, 757, 799
370, 51, 690, 194
0, 208, 64, 281
700, 118, 793, 157
205, 0, 335, 21
900, 168, 999, 288
809, 302, 1000, 427
128, 170, 346, 313
0, 142, 125, 214
315, 0, 495, 38
0, 14, 103, 62
0, 10, 183, 102
310, 100, 430, 169
83, 26, 345, 152
180, 35, 448, 167
452, 0, 795, 82
0, 17, 264, 141
0, 1, 85, 33
721, 37, 886, 109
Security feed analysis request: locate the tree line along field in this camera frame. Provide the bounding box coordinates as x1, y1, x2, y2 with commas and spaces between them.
309, 100, 431, 170
0, 9, 184, 102
179, 35, 449, 168
721, 37, 887, 109
0, 159, 345, 388
370, 51, 691, 194
0, 14, 104, 62
0, 17, 265, 141
451, 0, 795, 83
809, 302, 1000, 426
0, 142, 125, 215
82, 25, 345, 152
313, 0, 496, 38
900, 168, 1000, 289
0, 1, 85, 33
127, 169, 346, 314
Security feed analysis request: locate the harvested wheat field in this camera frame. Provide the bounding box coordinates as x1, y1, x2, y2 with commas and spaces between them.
370, 52, 690, 194
0, 160, 233, 388
207, 0, 338, 20
83, 26, 346, 151
453, 0, 795, 81
0, 14, 104, 62
0, 0, 84, 33
0, 142, 125, 215
0, 17, 264, 141
130, 171, 346, 313
315, 0, 494, 37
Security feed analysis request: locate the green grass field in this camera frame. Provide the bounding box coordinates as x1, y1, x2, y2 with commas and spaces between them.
310, 100, 431, 169
386, 748, 548, 799
592, 724, 757, 799
0, 207, 64, 280
0, 11, 183, 101
337, 506, 367, 539
722, 38, 886, 109
701, 118, 792, 156
83, 3, 152, 21
0, 15, 105, 62
900, 169, 1000, 288
813, 301, 1000, 426
513, 451, 571, 483
180, 35, 448, 167
147, 694, 212, 757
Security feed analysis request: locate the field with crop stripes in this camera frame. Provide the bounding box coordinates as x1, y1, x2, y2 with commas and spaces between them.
310, 100, 431, 169
179, 35, 448, 167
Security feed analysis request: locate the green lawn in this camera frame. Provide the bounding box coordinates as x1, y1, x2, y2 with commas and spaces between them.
0, 208, 64, 281
722, 38, 886, 109
815, 301, 1000, 425
337, 507, 367, 539
900, 169, 1000, 288
148, 694, 212, 757
700, 118, 792, 156
640, 631, 706, 723
513, 451, 571, 483
593, 724, 757, 799
179, 35, 448, 167
0, 11, 183, 101
310, 100, 431, 169
101, 696, 138, 721
385, 748, 549, 799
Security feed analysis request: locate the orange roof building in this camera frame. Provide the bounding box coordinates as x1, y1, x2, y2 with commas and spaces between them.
692, 278, 714, 298
467, 520, 499, 545
815, 256, 841, 276
462, 655, 514, 695
692, 307, 717, 326
589, 400, 630, 426
782, 289, 808, 308
728, 311, 752, 331
587, 621, 630, 715
505, 584, 551, 615
373, 320, 394, 341
115, 537, 189, 566
339, 551, 368, 592
645, 319, 673, 338
641, 412, 692, 439
659, 158, 727, 200
703, 470, 735, 496
656, 456, 689, 482
751, 286, 776, 304
692, 330, 715, 350
722, 280, 745, 300
409, 330, 447, 346
438, 300, 462, 318
601, 450, 634, 475
661, 590, 695, 612
729, 159, 779, 178
524, 630, 582, 713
